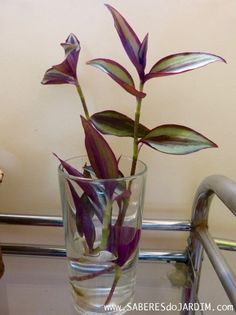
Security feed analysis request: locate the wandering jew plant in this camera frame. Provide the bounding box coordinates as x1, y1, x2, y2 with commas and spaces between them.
42, 4, 225, 308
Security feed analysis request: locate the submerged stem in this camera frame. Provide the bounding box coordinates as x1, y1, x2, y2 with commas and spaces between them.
75, 82, 90, 120
104, 265, 122, 305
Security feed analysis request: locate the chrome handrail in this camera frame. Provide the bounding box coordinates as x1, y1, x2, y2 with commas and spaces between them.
0, 215, 190, 262
188, 175, 236, 311
0, 214, 64, 227
191, 175, 236, 226
0, 243, 187, 262
1, 214, 235, 251
195, 228, 236, 307
0, 214, 191, 231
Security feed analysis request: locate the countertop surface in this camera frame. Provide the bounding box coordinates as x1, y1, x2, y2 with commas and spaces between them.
0, 256, 184, 315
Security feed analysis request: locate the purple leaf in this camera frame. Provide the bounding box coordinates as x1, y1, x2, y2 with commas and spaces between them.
55, 153, 103, 222
80, 193, 96, 219
140, 124, 217, 154
108, 226, 141, 266
42, 33, 80, 85
144, 52, 226, 81
87, 59, 145, 98
105, 4, 144, 78
54, 153, 83, 177
68, 181, 95, 250
81, 117, 119, 179
139, 33, 148, 73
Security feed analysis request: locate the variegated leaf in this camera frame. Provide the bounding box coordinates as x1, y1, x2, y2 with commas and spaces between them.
87, 59, 145, 98
91, 110, 149, 138
105, 4, 144, 77
140, 124, 217, 154
42, 33, 80, 85
145, 52, 226, 81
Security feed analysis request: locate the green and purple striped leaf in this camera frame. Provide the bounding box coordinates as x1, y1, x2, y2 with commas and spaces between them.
81, 116, 119, 179
105, 4, 144, 78
87, 59, 145, 98
140, 124, 217, 154
42, 33, 80, 85
91, 110, 149, 138
144, 52, 226, 82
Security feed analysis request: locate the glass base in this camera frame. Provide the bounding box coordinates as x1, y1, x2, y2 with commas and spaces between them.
70, 260, 135, 314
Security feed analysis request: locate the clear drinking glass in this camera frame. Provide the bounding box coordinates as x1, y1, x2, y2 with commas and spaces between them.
58, 156, 147, 314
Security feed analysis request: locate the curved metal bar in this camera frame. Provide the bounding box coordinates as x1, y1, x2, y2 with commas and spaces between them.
196, 227, 236, 308
0, 243, 187, 262
191, 175, 236, 227
187, 175, 236, 312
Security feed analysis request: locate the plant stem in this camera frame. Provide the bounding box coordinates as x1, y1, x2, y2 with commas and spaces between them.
130, 82, 144, 176
104, 265, 121, 305
115, 84, 145, 227
116, 82, 145, 226
75, 82, 90, 120
99, 199, 113, 251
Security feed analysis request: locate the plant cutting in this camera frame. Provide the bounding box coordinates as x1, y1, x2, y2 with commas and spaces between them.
42, 4, 225, 314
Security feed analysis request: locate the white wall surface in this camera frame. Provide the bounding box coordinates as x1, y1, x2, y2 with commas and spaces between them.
0, 0, 235, 239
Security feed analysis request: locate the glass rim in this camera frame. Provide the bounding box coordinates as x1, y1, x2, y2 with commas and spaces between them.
58, 155, 147, 183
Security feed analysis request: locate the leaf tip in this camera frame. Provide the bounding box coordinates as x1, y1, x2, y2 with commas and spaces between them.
220, 56, 227, 64
212, 53, 227, 64
52, 152, 62, 162
142, 33, 149, 42
104, 3, 112, 10
210, 141, 218, 148
104, 3, 116, 16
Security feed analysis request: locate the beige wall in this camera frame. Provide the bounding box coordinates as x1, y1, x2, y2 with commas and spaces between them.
0, 0, 235, 239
